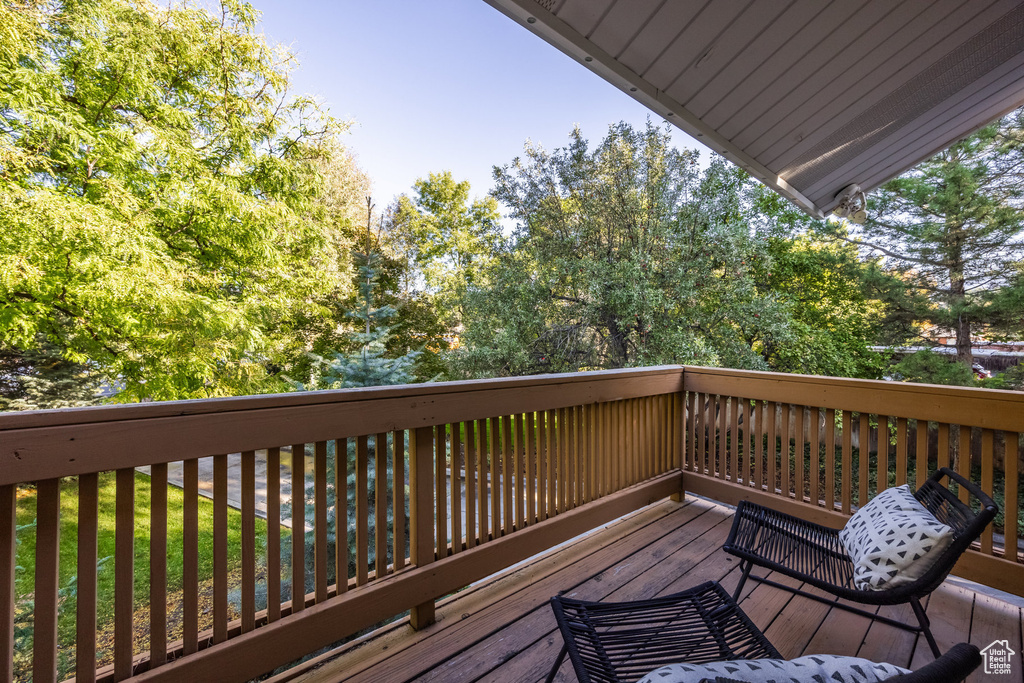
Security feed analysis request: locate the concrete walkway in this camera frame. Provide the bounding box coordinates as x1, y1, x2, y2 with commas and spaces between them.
138, 451, 302, 528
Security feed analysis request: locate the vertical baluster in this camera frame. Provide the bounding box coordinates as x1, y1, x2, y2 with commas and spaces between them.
410, 427, 435, 629
376, 433, 390, 574
877, 416, 890, 492
577, 409, 585, 505
896, 417, 908, 486
592, 403, 601, 497
958, 426, 972, 504
780, 404, 791, 498
490, 416, 501, 538
604, 403, 614, 492
1, 484, 15, 683
731, 397, 741, 486
981, 430, 994, 555
916, 421, 929, 489
766, 402, 777, 494
841, 411, 853, 515
569, 406, 579, 507
857, 415, 869, 505
1005, 433, 1019, 562
793, 405, 804, 501
465, 421, 477, 548
825, 409, 836, 511
476, 419, 488, 537
393, 431, 406, 567
315, 441, 329, 596
715, 396, 726, 481
332, 440, 347, 595
34, 478, 60, 683
810, 407, 821, 505
292, 443, 307, 608
267, 447, 282, 617
213, 454, 228, 643
692, 394, 702, 474
526, 412, 537, 523
241, 451, 256, 630
556, 408, 565, 513
700, 395, 708, 475
114, 470, 135, 679
514, 414, 524, 528
536, 413, 548, 521
76, 473, 98, 683
937, 423, 950, 470
631, 398, 638, 483
356, 436, 369, 585
503, 414, 514, 530
372, 432, 387, 577
150, 463, 168, 662
183, 458, 199, 654
685, 393, 695, 471
753, 401, 764, 491
449, 426, 462, 553
611, 402, 620, 490
434, 425, 447, 557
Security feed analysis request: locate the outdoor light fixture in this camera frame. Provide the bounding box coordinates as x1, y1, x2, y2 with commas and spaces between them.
832, 183, 867, 224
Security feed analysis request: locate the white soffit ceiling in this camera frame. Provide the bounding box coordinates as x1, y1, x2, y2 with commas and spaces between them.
484, 0, 1024, 218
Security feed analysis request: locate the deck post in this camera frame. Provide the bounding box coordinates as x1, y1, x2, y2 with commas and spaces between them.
671, 391, 686, 502
410, 426, 436, 629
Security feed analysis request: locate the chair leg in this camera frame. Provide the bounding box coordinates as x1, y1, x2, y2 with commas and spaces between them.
732, 560, 752, 602
911, 597, 941, 659
545, 643, 568, 683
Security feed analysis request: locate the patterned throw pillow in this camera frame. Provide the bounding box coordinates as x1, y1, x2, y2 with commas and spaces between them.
839, 484, 954, 590
637, 654, 910, 682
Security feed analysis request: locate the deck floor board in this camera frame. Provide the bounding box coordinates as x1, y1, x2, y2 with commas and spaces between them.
273, 496, 1022, 683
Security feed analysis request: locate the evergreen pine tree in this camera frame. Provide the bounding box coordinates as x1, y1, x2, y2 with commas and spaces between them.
279, 199, 420, 605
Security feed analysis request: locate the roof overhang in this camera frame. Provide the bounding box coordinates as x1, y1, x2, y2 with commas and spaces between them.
484, 0, 1024, 218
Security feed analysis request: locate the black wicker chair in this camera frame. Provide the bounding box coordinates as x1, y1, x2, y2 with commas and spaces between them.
546, 581, 982, 683
722, 467, 997, 659
546, 581, 780, 683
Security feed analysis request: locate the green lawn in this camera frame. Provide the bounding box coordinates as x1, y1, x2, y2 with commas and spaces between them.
14, 471, 273, 678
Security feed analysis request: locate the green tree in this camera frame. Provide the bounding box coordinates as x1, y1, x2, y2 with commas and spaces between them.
459, 121, 792, 377
750, 188, 889, 379
0, 339, 104, 410
829, 108, 1024, 377
392, 172, 501, 326
0, 0, 361, 402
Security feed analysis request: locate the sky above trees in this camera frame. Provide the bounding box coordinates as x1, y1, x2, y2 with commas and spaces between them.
253, 0, 702, 205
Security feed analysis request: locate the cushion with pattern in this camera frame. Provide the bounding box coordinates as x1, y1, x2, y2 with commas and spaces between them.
637, 654, 910, 682
839, 484, 954, 590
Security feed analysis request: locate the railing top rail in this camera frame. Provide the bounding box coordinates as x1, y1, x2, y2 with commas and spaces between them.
683, 366, 1024, 433
0, 367, 684, 486
0, 366, 684, 431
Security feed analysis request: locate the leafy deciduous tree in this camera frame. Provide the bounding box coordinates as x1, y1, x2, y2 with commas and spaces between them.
0, 0, 363, 402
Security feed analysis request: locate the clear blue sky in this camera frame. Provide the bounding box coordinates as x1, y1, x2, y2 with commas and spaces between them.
254, 0, 702, 208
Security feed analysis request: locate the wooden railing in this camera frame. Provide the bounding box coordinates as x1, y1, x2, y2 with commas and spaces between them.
0, 368, 684, 683
681, 367, 1024, 595
4, 365, 1024, 683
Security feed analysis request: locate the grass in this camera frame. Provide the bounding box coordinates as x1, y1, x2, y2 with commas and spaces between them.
14, 471, 272, 679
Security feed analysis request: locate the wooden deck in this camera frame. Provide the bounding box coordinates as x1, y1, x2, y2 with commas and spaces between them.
270, 496, 1024, 683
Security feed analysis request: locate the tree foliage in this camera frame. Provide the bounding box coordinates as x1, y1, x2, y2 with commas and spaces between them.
459, 121, 809, 376
830, 108, 1024, 374
387, 172, 501, 379
0, 0, 364, 403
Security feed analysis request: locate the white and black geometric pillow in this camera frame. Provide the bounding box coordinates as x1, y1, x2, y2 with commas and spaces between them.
839, 484, 954, 591
637, 653, 911, 683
